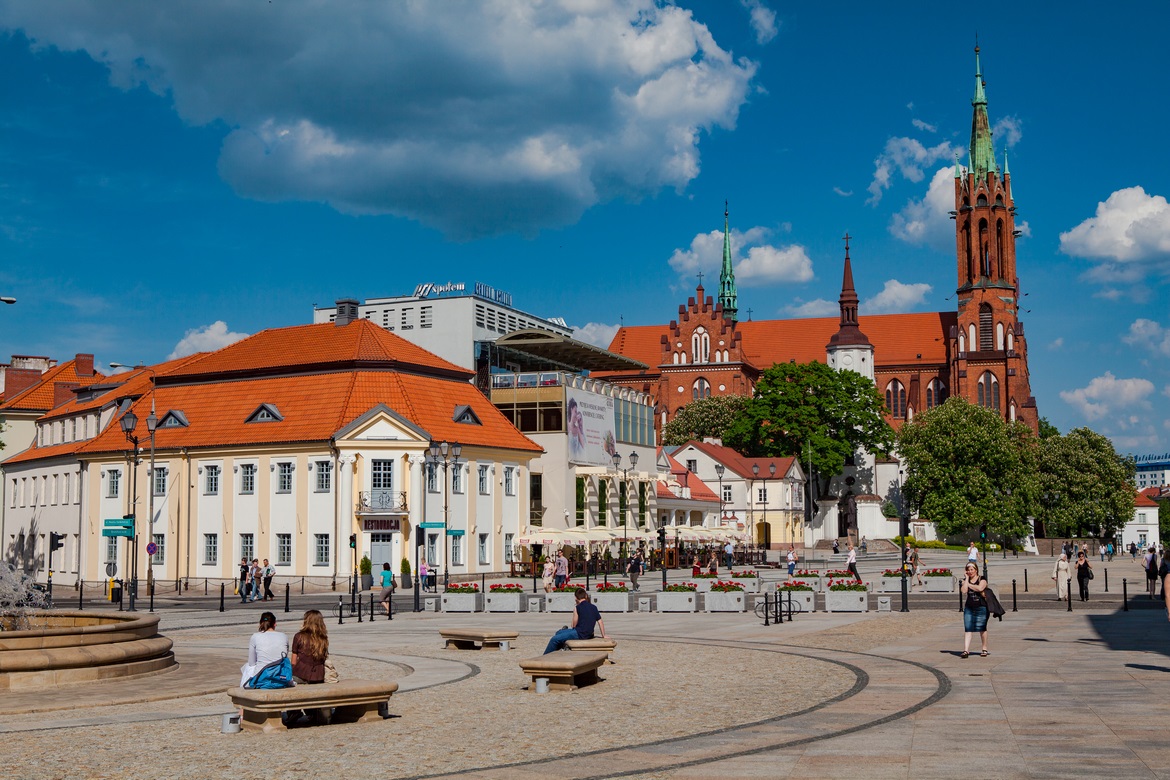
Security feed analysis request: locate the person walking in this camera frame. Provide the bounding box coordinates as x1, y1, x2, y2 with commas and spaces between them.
1052, 553, 1071, 601
262, 558, 276, 601
909, 545, 924, 586
378, 562, 395, 614
625, 552, 643, 592
724, 541, 734, 570
846, 542, 859, 581
1146, 547, 1161, 599
249, 559, 263, 603
786, 546, 798, 577
1074, 551, 1093, 601
553, 549, 569, 589
1129, 541, 1138, 560
967, 541, 979, 566
959, 562, 990, 658
239, 557, 251, 603
541, 557, 555, 593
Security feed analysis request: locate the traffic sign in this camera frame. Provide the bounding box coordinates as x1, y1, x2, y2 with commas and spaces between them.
146, 542, 158, 556
419, 522, 445, 529
104, 518, 134, 528
105, 562, 117, 578
446, 529, 465, 537
102, 528, 133, 538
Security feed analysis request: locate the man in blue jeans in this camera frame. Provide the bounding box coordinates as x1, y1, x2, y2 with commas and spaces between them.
544, 588, 606, 654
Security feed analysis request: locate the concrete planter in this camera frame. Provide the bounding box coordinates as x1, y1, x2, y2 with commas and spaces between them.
775, 589, 816, 612
923, 576, 955, 592
440, 592, 483, 612
592, 592, 630, 612
704, 590, 746, 612
693, 577, 717, 592
484, 591, 527, 612
546, 592, 577, 612
824, 590, 868, 613
656, 591, 698, 612
790, 576, 824, 592
879, 577, 909, 593
731, 577, 760, 592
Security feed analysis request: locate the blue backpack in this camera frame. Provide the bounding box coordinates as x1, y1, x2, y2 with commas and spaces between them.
245, 655, 294, 689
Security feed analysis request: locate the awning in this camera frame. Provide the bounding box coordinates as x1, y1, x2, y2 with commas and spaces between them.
492, 328, 648, 372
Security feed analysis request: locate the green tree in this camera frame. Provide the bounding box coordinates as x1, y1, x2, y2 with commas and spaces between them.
662, 395, 751, 446
1160, 498, 1170, 541
723, 361, 894, 494
897, 397, 1037, 539
1036, 428, 1135, 538
1038, 416, 1060, 440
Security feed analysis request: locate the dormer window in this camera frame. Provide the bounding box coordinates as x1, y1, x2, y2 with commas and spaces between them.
246, 404, 284, 423
159, 410, 189, 429
452, 405, 482, 425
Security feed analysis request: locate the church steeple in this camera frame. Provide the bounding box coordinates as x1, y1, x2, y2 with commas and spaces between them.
827, 234, 870, 349
718, 202, 738, 322
969, 45, 997, 179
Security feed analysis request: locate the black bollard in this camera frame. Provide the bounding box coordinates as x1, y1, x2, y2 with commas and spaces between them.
1123, 578, 1128, 611
338, 595, 344, 625
284, 583, 290, 613
958, 587, 964, 612
1104, 568, 1109, 593
763, 590, 770, 626
301, 576, 305, 595
388, 589, 393, 621
369, 593, 375, 622
533, 570, 537, 593
787, 589, 793, 623
1011, 579, 1018, 612
219, 583, 225, 612
1024, 569, 1028, 593
149, 585, 154, 614
481, 573, 486, 594
604, 571, 608, 587
78, 579, 84, 611
1067, 578, 1072, 612
357, 591, 363, 623
661, 563, 667, 590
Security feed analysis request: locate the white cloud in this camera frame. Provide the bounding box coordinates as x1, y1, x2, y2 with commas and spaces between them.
572, 322, 621, 350
888, 166, 955, 250
668, 225, 812, 287
866, 137, 959, 205
740, 0, 778, 44
1059, 371, 1155, 421
1094, 288, 1124, 301
1122, 318, 1170, 356
832, 186, 853, 197
168, 321, 248, 360
992, 115, 1022, 148
1048, 337, 1064, 350
0, 2, 756, 239
783, 298, 837, 318
865, 280, 933, 313
1059, 186, 1170, 282
911, 118, 937, 133
1164, 385, 1170, 399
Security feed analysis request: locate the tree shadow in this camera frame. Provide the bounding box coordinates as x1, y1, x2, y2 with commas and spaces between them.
1085, 610, 1170, 661
3, 515, 43, 574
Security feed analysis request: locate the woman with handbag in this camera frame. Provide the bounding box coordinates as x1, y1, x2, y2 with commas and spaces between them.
1074, 551, 1093, 601
239, 611, 289, 686
959, 562, 990, 658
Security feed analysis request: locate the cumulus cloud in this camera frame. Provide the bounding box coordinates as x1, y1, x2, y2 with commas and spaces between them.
782, 298, 837, 318
572, 322, 621, 350
865, 280, 933, 313
992, 116, 1022, 148
911, 118, 937, 133
668, 225, 813, 287
866, 137, 960, 205
1059, 371, 1155, 421
1059, 186, 1170, 282
740, 0, 778, 43
0, 1, 756, 239
888, 166, 955, 250
168, 321, 248, 360
1122, 318, 1170, 356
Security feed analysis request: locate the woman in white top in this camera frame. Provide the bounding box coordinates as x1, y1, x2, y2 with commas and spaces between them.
1051, 553, 1070, 601
240, 611, 290, 686
846, 543, 859, 580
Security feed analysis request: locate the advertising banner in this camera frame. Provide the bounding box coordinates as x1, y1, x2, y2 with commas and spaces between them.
566, 386, 617, 467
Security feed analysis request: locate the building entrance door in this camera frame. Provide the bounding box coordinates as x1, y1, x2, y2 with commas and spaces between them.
370, 533, 393, 574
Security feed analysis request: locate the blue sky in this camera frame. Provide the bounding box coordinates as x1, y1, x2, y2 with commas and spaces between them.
1, 1, 1168, 456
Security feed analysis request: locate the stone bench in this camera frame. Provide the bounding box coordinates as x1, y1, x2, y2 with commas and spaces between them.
227, 680, 398, 733
564, 637, 617, 663
519, 651, 608, 692
440, 628, 519, 651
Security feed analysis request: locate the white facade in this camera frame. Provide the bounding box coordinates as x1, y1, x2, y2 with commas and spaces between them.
313, 283, 572, 370
1121, 501, 1161, 553
1135, 455, 1170, 489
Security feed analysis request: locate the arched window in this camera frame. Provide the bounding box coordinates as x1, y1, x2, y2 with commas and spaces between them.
996, 219, 1005, 279
979, 304, 993, 351
968, 324, 976, 351
958, 332, 965, 353
977, 193, 988, 207
885, 379, 906, 419
978, 218, 991, 276
692, 378, 711, 400
977, 371, 1000, 410
691, 327, 710, 363
996, 322, 1005, 351
1009, 402, 1017, 422
672, 351, 679, 364
926, 379, 946, 410
1006, 331, 1014, 352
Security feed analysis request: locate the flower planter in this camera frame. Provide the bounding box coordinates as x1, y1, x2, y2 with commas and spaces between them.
693, 578, 716, 592
824, 590, 868, 613
484, 591, 527, 612
732, 578, 760, 593
924, 576, 954, 592
704, 591, 746, 612
592, 592, 630, 612
879, 577, 909, 593
775, 590, 816, 612
791, 576, 824, 592
441, 592, 483, 612
546, 592, 577, 612
656, 592, 698, 612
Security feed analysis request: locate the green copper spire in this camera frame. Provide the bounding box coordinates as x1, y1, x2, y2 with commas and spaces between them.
969, 45, 997, 178
718, 201, 738, 322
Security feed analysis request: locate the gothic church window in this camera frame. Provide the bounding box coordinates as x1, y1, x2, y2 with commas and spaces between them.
977, 371, 1000, 411
926, 379, 946, 410
885, 379, 906, 419
692, 378, 711, 400
979, 305, 993, 351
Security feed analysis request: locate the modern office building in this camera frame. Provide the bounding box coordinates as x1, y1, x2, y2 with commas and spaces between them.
1135, 454, 1170, 489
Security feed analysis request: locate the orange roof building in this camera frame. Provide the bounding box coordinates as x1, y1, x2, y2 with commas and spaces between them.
2, 316, 543, 585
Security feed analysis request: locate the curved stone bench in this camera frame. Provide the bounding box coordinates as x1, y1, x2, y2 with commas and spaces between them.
440, 628, 519, 650
564, 637, 617, 663
519, 651, 607, 692
228, 680, 399, 733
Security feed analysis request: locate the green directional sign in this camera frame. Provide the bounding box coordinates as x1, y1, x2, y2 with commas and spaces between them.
418, 522, 445, 529
101, 528, 134, 538
104, 518, 134, 528
446, 529, 465, 537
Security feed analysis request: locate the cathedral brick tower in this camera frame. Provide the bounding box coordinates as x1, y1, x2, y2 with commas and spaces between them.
950, 47, 1038, 431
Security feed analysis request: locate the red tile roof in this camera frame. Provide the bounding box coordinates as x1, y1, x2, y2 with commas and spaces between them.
0, 358, 106, 412
660, 451, 720, 502
164, 319, 470, 381
1135, 491, 1160, 508
39, 355, 204, 422
607, 311, 957, 371
677, 439, 797, 481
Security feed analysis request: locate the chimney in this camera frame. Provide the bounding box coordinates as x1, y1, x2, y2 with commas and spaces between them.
74, 353, 94, 377
3, 368, 42, 400
334, 298, 360, 327
53, 382, 80, 409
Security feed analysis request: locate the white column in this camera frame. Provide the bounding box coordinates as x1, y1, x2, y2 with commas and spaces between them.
337, 455, 356, 577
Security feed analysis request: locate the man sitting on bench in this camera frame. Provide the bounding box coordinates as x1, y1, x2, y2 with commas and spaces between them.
543, 588, 606, 654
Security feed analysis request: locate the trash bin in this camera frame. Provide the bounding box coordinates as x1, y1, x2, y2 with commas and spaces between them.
110, 579, 123, 603
877, 596, 891, 612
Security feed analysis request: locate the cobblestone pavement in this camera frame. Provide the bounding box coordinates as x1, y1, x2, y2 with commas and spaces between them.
2, 590, 1168, 779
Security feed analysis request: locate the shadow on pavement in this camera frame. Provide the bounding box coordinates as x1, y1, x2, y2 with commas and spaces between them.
1085, 609, 1170, 661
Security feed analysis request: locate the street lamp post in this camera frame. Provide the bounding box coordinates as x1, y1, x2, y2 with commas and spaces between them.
112, 364, 160, 601
428, 441, 462, 591
119, 408, 141, 612
611, 451, 638, 572
751, 462, 776, 565
897, 469, 910, 613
